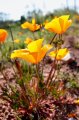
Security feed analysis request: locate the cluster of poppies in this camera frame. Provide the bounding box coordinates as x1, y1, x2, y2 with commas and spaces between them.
11, 15, 72, 64
0, 15, 72, 64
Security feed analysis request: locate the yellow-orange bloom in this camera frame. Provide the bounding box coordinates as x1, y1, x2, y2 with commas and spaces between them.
21, 18, 40, 32
0, 29, 8, 43
14, 39, 20, 43
24, 37, 32, 44
45, 15, 72, 34
18, 32, 23, 36
11, 39, 52, 64
74, 100, 79, 104
48, 48, 71, 61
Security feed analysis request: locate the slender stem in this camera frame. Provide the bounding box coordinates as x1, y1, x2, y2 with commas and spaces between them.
41, 56, 45, 75
50, 68, 56, 81
50, 33, 57, 44
46, 34, 63, 87
9, 26, 15, 50
52, 61, 61, 83
51, 61, 57, 81
0, 43, 3, 60
36, 64, 40, 82
46, 59, 57, 87
47, 60, 56, 86
48, 60, 58, 86
46, 46, 58, 87
45, 62, 54, 86
14, 59, 23, 78
9, 26, 14, 41
59, 34, 62, 40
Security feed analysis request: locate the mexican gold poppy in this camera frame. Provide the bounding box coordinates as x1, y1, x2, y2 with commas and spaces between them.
21, 18, 40, 32
11, 39, 52, 64
24, 37, 32, 44
44, 15, 72, 34
48, 48, 71, 61
0, 29, 8, 43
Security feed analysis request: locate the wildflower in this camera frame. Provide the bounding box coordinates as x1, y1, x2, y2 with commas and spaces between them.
14, 39, 20, 43
44, 15, 72, 34
0, 29, 8, 43
18, 32, 22, 35
74, 99, 79, 104
24, 37, 32, 44
11, 39, 52, 64
21, 18, 40, 32
48, 48, 71, 61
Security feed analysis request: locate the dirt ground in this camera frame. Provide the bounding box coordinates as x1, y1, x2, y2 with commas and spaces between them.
0, 34, 79, 120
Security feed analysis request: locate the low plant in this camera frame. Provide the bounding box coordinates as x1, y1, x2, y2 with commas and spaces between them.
0, 15, 79, 120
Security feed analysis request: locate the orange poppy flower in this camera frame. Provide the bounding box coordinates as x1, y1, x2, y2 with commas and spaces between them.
45, 15, 72, 34
21, 18, 40, 32
48, 48, 71, 61
11, 39, 52, 64
24, 37, 32, 44
0, 29, 8, 43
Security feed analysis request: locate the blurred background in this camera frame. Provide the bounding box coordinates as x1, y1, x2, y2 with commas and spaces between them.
0, 0, 79, 22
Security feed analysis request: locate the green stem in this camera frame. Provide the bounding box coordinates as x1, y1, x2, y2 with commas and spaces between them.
9, 26, 14, 41
50, 33, 57, 44
9, 26, 15, 50
59, 34, 62, 40
15, 59, 23, 78
0, 43, 4, 60
51, 61, 57, 81
48, 60, 58, 86
48, 34, 63, 85
46, 46, 58, 87
46, 60, 56, 87
52, 61, 61, 83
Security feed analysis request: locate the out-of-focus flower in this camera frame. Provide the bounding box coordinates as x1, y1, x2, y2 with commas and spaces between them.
0, 29, 8, 43
48, 48, 71, 61
14, 39, 20, 43
45, 15, 72, 34
24, 37, 32, 44
74, 99, 79, 104
11, 39, 52, 64
17, 32, 23, 36
21, 18, 41, 32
